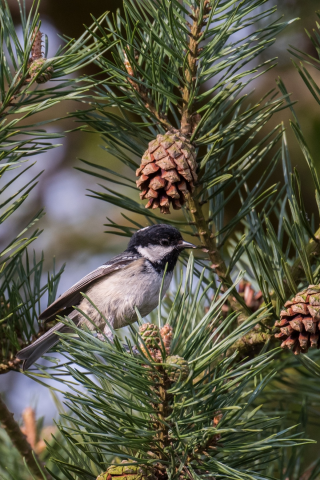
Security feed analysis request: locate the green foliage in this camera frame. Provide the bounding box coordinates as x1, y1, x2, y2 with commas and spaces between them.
46, 259, 312, 480
0, 0, 110, 475
2, 1, 320, 480
0, 250, 64, 371
0, 0, 106, 371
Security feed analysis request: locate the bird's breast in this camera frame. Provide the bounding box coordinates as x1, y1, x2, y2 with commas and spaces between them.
80, 258, 173, 329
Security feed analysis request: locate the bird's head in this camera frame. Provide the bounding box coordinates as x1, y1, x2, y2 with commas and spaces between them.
127, 224, 197, 268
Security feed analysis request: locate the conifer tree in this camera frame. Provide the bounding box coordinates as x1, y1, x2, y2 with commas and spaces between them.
2, 1, 320, 480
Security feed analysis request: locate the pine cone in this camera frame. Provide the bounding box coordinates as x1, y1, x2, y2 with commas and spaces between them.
29, 58, 53, 84
160, 324, 173, 355
274, 285, 320, 354
136, 129, 197, 214
98, 462, 156, 480
139, 323, 161, 349
165, 355, 189, 383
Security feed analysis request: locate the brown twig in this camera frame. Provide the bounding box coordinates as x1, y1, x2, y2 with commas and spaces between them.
0, 357, 22, 374
180, 3, 208, 136
155, 366, 172, 460
0, 396, 51, 480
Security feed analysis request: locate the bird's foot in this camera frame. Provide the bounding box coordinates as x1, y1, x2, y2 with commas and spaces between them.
123, 344, 139, 356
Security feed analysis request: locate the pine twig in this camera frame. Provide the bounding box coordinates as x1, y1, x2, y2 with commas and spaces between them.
0, 357, 22, 374
0, 396, 51, 480
180, 2, 208, 135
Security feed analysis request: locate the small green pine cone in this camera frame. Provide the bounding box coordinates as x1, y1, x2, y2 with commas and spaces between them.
139, 323, 160, 349
165, 355, 189, 383
29, 58, 53, 84
97, 462, 156, 480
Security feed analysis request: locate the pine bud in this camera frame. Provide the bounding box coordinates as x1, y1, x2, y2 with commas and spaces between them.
28, 27, 53, 84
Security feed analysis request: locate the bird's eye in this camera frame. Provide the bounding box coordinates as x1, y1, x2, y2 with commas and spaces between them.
160, 238, 170, 247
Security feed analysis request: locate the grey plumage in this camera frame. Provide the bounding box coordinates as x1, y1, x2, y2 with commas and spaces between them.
38, 255, 137, 322
78, 258, 172, 334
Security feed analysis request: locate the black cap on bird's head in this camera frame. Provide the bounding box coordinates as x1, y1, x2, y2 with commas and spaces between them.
128, 224, 197, 251
127, 224, 197, 271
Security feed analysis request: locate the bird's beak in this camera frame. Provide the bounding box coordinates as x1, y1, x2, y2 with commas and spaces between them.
178, 239, 198, 250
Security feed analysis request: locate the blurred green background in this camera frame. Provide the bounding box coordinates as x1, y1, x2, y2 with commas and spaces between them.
1, 0, 320, 451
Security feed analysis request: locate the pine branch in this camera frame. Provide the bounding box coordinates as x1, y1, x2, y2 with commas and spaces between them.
43, 282, 313, 480
0, 396, 51, 480
155, 366, 172, 459
185, 191, 250, 322
179, 4, 250, 320
116, 1, 252, 319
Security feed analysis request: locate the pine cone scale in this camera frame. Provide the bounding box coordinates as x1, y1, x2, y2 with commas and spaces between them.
155, 156, 176, 170
290, 316, 303, 332
310, 293, 320, 305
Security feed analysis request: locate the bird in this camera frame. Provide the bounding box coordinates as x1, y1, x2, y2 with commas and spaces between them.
16, 224, 197, 371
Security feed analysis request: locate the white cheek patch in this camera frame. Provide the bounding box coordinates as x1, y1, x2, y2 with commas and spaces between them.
137, 244, 175, 263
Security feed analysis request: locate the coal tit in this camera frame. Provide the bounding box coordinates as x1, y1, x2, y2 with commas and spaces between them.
17, 224, 196, 370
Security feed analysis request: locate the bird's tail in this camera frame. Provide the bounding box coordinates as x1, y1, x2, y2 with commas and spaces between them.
16, 320, 75, 371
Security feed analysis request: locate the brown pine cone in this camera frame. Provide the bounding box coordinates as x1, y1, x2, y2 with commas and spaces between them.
136, 129, 197, 214
274, 285, 320, 354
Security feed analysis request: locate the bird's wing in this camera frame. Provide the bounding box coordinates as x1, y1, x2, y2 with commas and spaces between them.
39, 253, 138, 321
